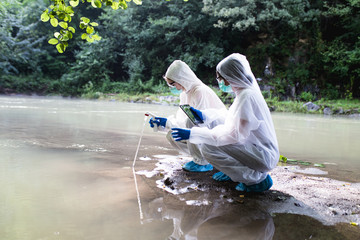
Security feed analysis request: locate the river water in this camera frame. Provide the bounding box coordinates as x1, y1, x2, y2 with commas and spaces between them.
0, 96, 359, 240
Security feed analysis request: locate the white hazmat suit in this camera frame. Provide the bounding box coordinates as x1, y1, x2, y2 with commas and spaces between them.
189, 54, 280, 185
164, 60, 226, 166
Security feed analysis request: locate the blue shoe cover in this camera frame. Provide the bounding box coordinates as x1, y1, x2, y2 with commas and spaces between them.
182, 161, 213, 172
238, 175, 273, 193
212, 171, 231, 181
235, 183, 247, 191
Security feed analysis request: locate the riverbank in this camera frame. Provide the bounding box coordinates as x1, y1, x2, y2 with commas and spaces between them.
91, 92, 360, 118
2, 91, 360, 117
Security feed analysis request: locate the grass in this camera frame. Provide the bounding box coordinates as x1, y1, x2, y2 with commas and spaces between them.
81, 90, 360, 115
315, 99, 360, 110
267, 100, 308, 113
99, 92, 177, 104
264, 95, 360, 115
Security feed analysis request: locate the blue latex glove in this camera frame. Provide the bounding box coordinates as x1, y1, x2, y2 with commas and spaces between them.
149, 117, 167, 128
190, 107, 204, 122
171, 128, 190, 141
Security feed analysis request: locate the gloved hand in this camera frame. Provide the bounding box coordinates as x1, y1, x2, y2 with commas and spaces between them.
171, 128, 191, 141
190, 107, 204, 122
149, 117, 167, 128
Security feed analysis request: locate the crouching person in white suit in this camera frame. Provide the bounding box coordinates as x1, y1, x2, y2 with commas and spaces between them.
149, 60, 226, 172
171, 54, 279, 192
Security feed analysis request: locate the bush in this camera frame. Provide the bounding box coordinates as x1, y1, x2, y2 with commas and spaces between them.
319, 84, 340, 100
299, 91, 314, 102
0, 74, 62, 95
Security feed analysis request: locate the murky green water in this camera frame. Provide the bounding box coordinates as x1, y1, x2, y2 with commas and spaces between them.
0, 96, 359, 240
273, 112, 360, 168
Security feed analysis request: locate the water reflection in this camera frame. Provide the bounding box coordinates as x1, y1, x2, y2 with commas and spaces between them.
144, 196, 275, 240
135, 154, 275, 240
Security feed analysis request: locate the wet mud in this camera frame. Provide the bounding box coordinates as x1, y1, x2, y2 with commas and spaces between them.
133, 134, 360, 240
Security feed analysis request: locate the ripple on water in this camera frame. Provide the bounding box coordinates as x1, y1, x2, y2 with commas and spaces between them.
66, 144, 108, 152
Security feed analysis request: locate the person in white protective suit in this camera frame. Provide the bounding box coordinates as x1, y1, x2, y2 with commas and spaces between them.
171, 53, 280, 192
149, 60, 226, 172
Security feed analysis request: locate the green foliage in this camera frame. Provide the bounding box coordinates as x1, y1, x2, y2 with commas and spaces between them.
40, 0, 142, 53
315, 98, 360, 111
286, 62, 310, 87
224, 0, 323, 99
262, 92, 308, 113
97, 92, 171, 103
81, 81, 104, 99
322, 38, 360, 97
0, 0, 48, 76
319, 84, 340, 100
266, 77, 287, 97
274, 101, 308, 113
321, 0, 360, 98
59, 38, 117, 95
0, 73, 62, 94
102, 78, 169, 95
0, 0, 72, 95
279, 155, 288, 163
299, 91, 314, 102
279, 155, 325, 167
202, 0, 320, 31
1, 0, 360, 100
99, 0, 225, 86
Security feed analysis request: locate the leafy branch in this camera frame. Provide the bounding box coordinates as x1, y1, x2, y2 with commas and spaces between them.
40, 0, 142, 53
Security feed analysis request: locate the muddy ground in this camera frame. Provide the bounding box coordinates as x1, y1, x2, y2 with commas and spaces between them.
131, 134, 360, 239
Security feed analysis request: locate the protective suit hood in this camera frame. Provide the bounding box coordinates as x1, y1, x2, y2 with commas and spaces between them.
216, 53, 256, 91
165, 60, 202, 92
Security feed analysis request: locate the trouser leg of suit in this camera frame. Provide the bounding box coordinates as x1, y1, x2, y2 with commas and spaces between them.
165, 119, 210, 165
200, 143, 269, 185
185, 118, 210, 165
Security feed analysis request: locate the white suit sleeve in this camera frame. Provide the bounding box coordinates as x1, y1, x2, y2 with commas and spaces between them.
200, 108, 227, 126
189, 91, 262, 146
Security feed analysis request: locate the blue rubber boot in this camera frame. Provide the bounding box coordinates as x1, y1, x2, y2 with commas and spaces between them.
182, 161, 213, 172
236, 175, 273, 192
212, 171, 231, 181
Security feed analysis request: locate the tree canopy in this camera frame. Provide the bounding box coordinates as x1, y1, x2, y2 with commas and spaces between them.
0, 0, 359, 99
40, 0, 142, 53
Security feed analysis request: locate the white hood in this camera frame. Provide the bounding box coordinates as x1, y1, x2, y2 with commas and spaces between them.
165, 60, 203, 92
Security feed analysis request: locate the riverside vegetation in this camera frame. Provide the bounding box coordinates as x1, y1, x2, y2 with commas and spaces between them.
80, 83, 360, 117
1, 0, 359, 115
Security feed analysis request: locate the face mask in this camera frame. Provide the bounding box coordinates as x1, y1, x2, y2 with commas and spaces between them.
170, 87, 182, 95
218, 79, 233, 93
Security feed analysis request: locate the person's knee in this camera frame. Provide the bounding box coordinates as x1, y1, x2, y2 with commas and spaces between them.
256, 156, 278, 172
199, 144, 217, 159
